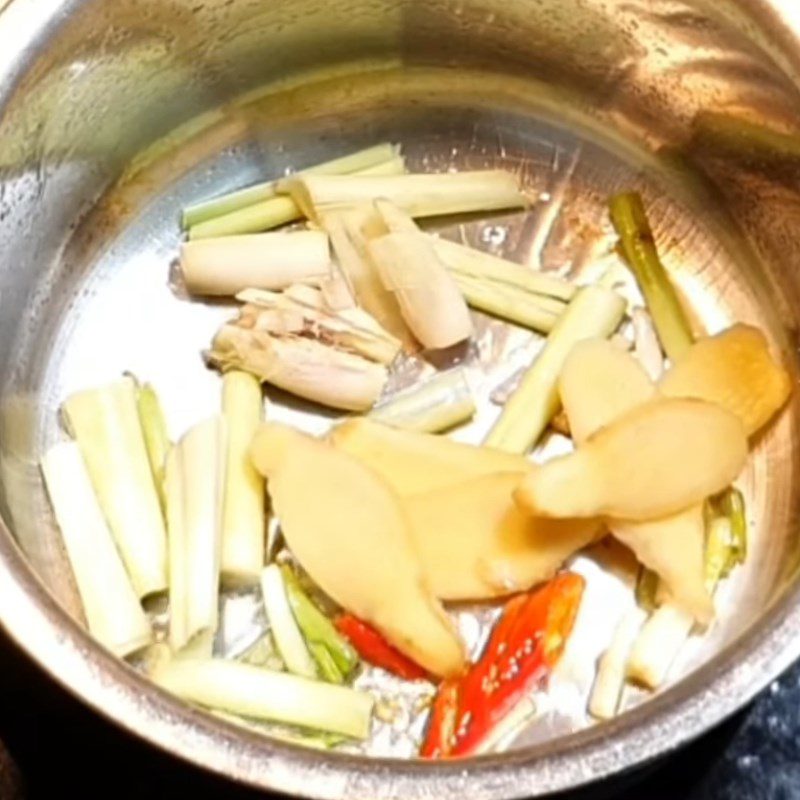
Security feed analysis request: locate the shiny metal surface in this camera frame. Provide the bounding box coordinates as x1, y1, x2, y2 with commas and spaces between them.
1, 0, 800, 797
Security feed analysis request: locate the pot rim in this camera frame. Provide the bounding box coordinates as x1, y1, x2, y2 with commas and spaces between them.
2, 0, 800, 797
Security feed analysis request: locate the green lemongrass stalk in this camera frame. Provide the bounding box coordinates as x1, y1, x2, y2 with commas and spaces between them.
180, 230, 330, 296
485, 286, 627, 453
367, 203, 473, 349
62, 377, 168, 598
432, 237, 576, 301
588, 607, 646, 720
609, 192, 693, 362
236, 284, 402, 365
261, 565, 318, 678
281, 567, 358, 684
135, 382, 170, 512
183, 143, 400, 228
209, 324, 388, 412
280, 170, 526, 223
221, 371, 265, 585
152, 657, 374, 739
715, 487, 747, 567
187, 154, 407, 240
625, 493, 745, 693
451, 272, 563, 333
370, 368, 476, 433
41, 442, 153, 657
166, 416, 227, 655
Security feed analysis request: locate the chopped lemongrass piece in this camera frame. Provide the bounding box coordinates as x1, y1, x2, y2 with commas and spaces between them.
182, 143, 400, 228
610, 192, 693, 361
367, 203, 473, 349
186, 154, 407, 240
432, 238, 576, 301
208, 325, 388, 411
450, 272, 563, 333
180, 230, 330, 296
320, 206, 413, 349
221, 371, 265, 585
41, 442, 153, 657
236, 285, 402, 365
166, 417, 227, 654
370, 368, 476, 433
281, 567, 359, 684
626, 604, 695, 689
716, 487, 747, 567
588, 608, 646, 720
62, 377, 168, 598
152, 658, 374, 739
280, 170, 526, 223
261, 565, 318, 678
135, 381, 171, 512
485, 286, 627, 453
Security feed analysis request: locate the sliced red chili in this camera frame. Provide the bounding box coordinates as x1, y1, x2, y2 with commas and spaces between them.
335, 614, 428, 681
421, 572, 585, 758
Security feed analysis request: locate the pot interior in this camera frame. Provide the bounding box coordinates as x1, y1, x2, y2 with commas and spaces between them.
1, 0, 800, 790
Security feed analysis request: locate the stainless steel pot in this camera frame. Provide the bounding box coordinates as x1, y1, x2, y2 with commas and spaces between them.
2, 0, 800, 797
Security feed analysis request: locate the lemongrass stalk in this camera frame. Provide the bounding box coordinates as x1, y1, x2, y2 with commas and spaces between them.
221, 371, 265, 585
370, 368, 476, 433
180, 230, 330, 296
367, 204, 473, 349
281, 170, 526, 223
236, 285, 402, 365
209, 325, 388, 411
716, 487, 747, 566
166, 417, 227, 654
153, 657, 374, 739
261, 565, 317, 678
41, 442, 153, 657
62, 377, 168, 598
626, 604, 695, 689
187, 155, 407, 240
588, 607, 646, 720
281, 566, 358, 684
183, 143, 400, 228
610, 192, 693, 362
451, 272, 563, 333
432, 238, 576, 301
321, 206, 413, 349
135, 382, 170, 512
485, 286, 627, 453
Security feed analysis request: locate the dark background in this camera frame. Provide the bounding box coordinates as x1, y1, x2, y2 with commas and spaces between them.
0, 631, 797, 800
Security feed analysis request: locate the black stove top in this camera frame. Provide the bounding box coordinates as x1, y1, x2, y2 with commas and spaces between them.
0, 631, 797, 800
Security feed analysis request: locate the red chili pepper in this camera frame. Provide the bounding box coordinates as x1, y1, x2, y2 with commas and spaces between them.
421, 572, 585, 758
418, 679, 460, 759
335, 614, 428, 681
